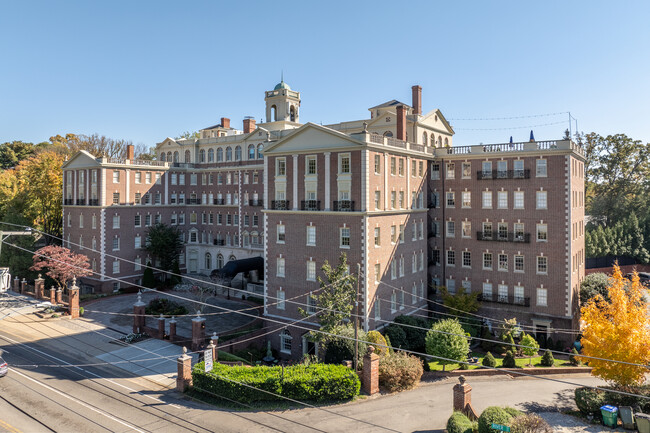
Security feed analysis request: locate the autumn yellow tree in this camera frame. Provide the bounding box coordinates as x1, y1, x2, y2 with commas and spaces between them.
580, 264, 650, 388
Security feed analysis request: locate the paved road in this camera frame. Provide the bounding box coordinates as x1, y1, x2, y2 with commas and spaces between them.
0, 292, 611, 432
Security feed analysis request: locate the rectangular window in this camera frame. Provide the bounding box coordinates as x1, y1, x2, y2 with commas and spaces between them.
276, 158, 286, 176
514, 191, 524, 209
514, 255, 524, 272
179, 174, 185, 185
498, 284, 508, 302
277, 258, 285, 277
340, 227, 350, 247
483, 282, 493, 298
307, 226, 316, 246
497, 160, 507, 178
134, 214, 141, 227
482, 191, 492, 208
483, 252, 493, 270
446, 221, 455, 237
135, 172, 141, 184
277, 224, 285, 243
374, 263, 381, 282
462, 191, 471, 208
306, 261, 316, 281
446, 163, 455, 179
391, 261, 397, 280
537, 256, 548, 274
399, 191, 405, 208
374, 227, 381, 246
446, 191, 455, 207
374, 155, 381, 174
514, 285, 524, 304
498, 222, 508, 240
536, 159, 547, 177
307, 156, 317, 175
390, 157, 396, 175
446, 250, 455, 266
482, 161, 492, 178
419, 161, 423, 177
537, 224, 548, 241
497, 191, 508, 209
390, 191, 396, 209
462, 251, 471, 268
391, 225, 397, 243
145, 172, 152, 184
113, 171, 120, 183
112, 215, 120, 229
340, 154, 350, 174
112, 237, 120, 251
514, 223, 524, 241
190, 173, 197, 185
398, 158, 404, 176
112, 193, 120, 205
537, 288, 548, 306
399, 224, 404, 243
536, 191, 547, 209
431, 163, 440, 179
374, 191, 381, 209
446, 279, 456, 295
498, 254, 508, 271
462, 221, 471, 238
277, 290, 285, 310
113, 260, 120, 274
134, 236, 141, 249
171, 173, 177, 185
411, 160, 417, 177
482, 222, 493, 239
462, 162, 471, 179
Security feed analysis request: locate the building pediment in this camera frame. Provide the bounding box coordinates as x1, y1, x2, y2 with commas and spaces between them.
263, 123, 362, 155
62, 150, 100, 169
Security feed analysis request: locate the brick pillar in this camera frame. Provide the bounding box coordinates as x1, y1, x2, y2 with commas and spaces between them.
21, 278, 27, 295
169, 316, 177, 342
133, 291, 145, 334
191, 312, 206, 352
176, 347, 193, 392
157, 314, 165, 339
49, 287, 56, 304
453, 376, 472, 412
362, 346, 380, 395
13, 277, 19, 292
68, 278, 80, 319
35, 275, 44, 299
210, 333, 219, 362
56, 288, 62, 304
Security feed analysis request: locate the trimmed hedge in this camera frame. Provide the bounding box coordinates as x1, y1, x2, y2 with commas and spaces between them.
192, 362, 360, 403
447, 411, 474, 433
575, 386, 650, 415
478, 406, 516, 433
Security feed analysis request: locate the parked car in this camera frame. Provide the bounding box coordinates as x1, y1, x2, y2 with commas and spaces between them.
0, 357, 7, 377
625, 272, 650, 287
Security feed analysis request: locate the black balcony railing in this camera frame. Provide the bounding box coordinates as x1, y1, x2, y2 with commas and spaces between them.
188, 198, 200, 205
300, 200, 321, 211
333, 200, 355, 212
249, 199, 263, 207
477, 169, 531, 180
478, 293, 530, 307
213, 239, 225, 246
213, 198, 225, 205
476, 232, 531, 243
75, 199, 86, 205
88, 198, 99, 206
271, 200, 290, 210
64, 198, 74, 205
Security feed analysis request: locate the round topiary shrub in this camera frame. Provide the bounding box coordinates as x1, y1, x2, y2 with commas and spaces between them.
574, 387, 607, 415
367, 330, 389, 356
482, 352, 497, 367
478, 406, 515, 433
378, 351, 423, 392
447, 411, 474, 433
510, 413, 552, 433
540, 349, 554, 367
503, 407, 522, 418
502, 350, 517, 368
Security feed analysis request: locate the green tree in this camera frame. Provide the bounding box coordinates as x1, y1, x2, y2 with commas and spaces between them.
301, 253, 357, 335
175, 131, 200, 140
441, 286, 480, 317
625, 213, 649, 263
142, 261, 156, 288
0, 141, 36, 169
425, 318, 470, 371
144, 223, 184, 277
580, 272, 610, 305
519, 333, 540, 365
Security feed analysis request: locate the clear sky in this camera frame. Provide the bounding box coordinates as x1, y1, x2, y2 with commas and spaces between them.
2, 1, 649, 148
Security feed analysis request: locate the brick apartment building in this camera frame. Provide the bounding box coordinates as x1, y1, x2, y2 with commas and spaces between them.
62, 81, 585, 357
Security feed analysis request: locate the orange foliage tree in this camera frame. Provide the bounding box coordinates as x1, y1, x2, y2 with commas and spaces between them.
580, 264, 650, 388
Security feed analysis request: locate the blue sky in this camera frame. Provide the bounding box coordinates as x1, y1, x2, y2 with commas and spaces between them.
2, 1, 649, 148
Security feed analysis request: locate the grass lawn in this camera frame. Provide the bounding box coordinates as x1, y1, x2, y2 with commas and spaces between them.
427, 351, 570, 371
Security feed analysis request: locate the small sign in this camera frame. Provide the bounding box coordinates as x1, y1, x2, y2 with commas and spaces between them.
491, 423, 510, 432
204, 349, 213, 372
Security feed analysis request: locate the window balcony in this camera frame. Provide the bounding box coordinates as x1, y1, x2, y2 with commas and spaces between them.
477, 169, 531, 180
476, 232, 530, 243
213, 198, 225, 205
333, 200, 355, 212
272, 200, 290, 210
88, 199, 99, 206
76, 199, 86, 206
249, 199, 264, 207
213, 239, 225, 246
64, 198, 74, 205
300, 200, 321, 211
187, 198, 200, 205
478, 293, 530, 307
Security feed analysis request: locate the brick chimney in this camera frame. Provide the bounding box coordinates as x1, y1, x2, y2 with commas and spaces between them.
412, 85, 422, 116
396, 105, 407, 141
221, 117, 230, 129
243, 118, 256, 134
126, 144, 134, 160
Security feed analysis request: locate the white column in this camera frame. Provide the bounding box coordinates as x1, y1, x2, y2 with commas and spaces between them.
324, 152, 331, 211
73, 170, 77, 204
406, 156, 411, 209
85, 169, 89, 203
292, 155, 298, 210
383, 153, 388, 209
165, 170, 169, 205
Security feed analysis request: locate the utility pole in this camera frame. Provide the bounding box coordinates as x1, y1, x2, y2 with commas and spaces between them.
353, 263, 360, 372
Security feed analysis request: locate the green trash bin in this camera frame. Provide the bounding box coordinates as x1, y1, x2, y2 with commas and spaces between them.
600, 405, 618, 428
